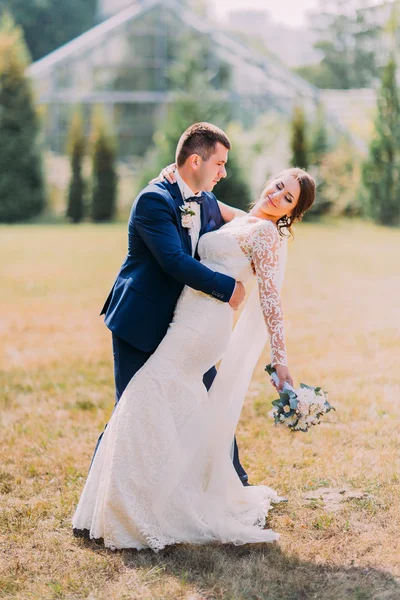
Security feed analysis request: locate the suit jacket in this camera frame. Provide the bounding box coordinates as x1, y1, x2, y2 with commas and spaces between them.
100, 180, 235, 353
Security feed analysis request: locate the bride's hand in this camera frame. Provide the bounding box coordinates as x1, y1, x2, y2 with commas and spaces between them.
149, 163, 177, 184
271, 365, 294, 391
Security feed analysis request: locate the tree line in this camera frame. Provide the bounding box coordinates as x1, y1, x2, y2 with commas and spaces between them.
66, 106, 117, 224
0, 12, 399, 226
295, 0, 399, 90
289, 54, 400, 227
0, 14, 117, 224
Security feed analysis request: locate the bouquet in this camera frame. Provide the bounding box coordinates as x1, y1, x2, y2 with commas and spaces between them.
265, 364, 335, 432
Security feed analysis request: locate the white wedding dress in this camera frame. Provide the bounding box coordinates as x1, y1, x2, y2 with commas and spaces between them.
72, 216, 288, 551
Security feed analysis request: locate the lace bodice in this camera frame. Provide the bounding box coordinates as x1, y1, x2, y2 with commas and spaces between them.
198, 217, 287, 367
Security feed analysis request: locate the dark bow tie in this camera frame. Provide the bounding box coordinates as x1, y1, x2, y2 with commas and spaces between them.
185, 194, 205, 205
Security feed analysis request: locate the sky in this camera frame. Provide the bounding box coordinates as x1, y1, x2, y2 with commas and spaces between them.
210, 0, 321, 29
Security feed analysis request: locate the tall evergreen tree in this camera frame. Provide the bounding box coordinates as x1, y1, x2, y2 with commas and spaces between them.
0, 13, 46, 223
362, 56, 400, 225
310, 104, 329, 166
290, 105, 309, 170
214, 144, 252, 212
66, 107, 85, 223
304, 104, 332, 218
90, 107, 118, 222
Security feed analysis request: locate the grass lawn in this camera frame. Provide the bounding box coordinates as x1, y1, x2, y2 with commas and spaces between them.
1, 221, 399, 600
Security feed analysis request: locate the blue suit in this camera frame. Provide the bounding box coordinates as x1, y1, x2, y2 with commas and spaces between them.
101, 180, 235, 351
96, 180, 248, 484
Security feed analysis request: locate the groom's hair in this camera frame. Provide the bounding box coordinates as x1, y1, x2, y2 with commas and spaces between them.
176, 122, 231, 167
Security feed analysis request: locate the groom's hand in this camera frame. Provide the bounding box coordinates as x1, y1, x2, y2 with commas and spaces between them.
229, 282, 246, 311
273, 365, 294, 391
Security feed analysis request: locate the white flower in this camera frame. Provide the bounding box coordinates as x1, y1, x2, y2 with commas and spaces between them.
294, 417, 308, 431
297, 400, 308, 415
181, 214, 193, 228
295, 387, 316, 405
180, 203, 195, 229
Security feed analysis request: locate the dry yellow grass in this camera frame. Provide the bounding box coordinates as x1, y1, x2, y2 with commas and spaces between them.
1, 221, 400, 600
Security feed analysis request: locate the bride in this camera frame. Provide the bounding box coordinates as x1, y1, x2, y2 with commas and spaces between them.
72, 166, 315, 551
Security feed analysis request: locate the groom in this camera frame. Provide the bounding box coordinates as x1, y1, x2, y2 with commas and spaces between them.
98, 122, 249, 485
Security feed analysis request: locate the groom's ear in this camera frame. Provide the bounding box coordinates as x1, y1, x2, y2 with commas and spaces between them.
188, 154, 201, 170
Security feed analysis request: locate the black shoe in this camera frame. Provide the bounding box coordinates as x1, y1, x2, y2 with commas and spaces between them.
73, 527, 90, 539
242, 479, 252, 487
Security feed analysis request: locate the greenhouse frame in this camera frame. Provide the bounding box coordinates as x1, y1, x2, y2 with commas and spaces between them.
28, 0, 320, 156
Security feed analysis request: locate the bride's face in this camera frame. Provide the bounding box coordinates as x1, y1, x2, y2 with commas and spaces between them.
257, 173, 301, 220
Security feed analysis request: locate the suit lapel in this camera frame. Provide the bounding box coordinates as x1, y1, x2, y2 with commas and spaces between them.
164, 180, 192, 255
199, 194, 216, 236
200, 201, 207, 235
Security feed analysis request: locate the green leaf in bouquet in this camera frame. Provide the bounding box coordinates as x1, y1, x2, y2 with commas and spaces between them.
279, 392, 290, 403
300, 383, 315, 391
265, 364, 276, 376
314, 387, 322, 393
271, 399, 284, 408
289, 397, 299, 410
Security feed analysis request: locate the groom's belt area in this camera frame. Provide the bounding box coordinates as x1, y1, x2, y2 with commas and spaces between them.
103, 280, 183, 353
125, 276, 225, 302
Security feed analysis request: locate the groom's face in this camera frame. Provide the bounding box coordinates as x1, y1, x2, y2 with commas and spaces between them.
193, 142, 228, 192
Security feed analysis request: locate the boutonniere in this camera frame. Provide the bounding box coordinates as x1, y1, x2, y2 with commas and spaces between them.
180, 203, 196, 229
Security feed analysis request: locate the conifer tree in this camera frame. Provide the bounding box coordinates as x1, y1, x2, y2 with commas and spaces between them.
290, 105, 309, 171
214, 143, 252, 211
90, 107, 118, 222
66, 107, 85, 223
362, 56, 400, 225
310, 104, 329, 166
0, 13, 45, 222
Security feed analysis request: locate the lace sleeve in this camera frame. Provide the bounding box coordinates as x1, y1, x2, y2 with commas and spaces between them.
250, 221, 288, 367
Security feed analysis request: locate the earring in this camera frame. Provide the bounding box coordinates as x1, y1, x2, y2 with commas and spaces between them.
280, 215, 290, 227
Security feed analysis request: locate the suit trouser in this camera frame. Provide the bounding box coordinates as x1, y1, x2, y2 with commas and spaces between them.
91, 333, 248, 484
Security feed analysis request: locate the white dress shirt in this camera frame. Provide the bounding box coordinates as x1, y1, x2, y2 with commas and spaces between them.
175, 170, 201, 257
174, 171, 236, 301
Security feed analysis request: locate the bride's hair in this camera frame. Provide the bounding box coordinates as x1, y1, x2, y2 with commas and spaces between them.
266, 168, 316, 237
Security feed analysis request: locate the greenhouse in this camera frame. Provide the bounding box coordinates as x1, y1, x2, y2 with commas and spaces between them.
28, 0, 320, 156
